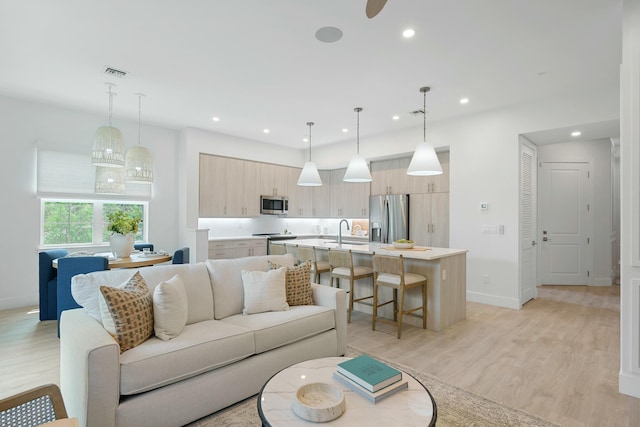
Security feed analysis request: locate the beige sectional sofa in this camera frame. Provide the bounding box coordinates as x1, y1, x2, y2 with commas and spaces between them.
60, 254, 347, 427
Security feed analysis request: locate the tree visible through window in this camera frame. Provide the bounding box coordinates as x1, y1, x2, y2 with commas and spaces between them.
41, 200, 147, 246
43, 201, 93, 244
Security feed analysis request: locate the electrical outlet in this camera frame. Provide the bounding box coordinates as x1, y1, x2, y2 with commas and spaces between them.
483, 274, 489, 284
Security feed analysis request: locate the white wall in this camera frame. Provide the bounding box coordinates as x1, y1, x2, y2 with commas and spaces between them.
537, 138, 614, 286
619, 0, 640, 399
0, 95, 179, 310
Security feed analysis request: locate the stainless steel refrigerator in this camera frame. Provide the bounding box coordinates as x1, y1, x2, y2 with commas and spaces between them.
369, 194, 410, 243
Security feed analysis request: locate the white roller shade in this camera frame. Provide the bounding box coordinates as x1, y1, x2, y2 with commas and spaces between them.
37, 149, 151, 199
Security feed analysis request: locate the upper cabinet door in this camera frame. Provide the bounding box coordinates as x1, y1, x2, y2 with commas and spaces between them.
199, 154, 228, 217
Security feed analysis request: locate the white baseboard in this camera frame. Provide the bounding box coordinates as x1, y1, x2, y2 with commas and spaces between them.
592, 277, 613, 286
466, 291, 521, 309
0, 294, 38, 311
619, 371, 640, 398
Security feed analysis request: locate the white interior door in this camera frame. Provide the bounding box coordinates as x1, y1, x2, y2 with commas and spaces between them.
539, 162, 591, 285
520, 141, 537, 305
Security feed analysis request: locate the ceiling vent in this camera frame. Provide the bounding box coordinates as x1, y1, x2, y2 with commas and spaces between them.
104, 67, 127, 78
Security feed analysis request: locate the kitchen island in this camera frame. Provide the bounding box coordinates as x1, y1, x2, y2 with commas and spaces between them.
278, 238, 468, 332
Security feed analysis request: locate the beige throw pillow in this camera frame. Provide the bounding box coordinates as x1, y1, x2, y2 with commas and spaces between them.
153, 274, 188, 340
269, 261, 314, 306
241, 267, 289, 315
99, 271, 154, 353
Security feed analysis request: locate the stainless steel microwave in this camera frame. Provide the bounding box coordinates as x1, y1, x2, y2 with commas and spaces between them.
260, 195, 288, 215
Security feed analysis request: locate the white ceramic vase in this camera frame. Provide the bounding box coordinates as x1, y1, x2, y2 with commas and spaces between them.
110, 232, 134, 258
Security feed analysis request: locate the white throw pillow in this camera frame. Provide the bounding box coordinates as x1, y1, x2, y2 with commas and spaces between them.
153, 274, 188, 340
241, 267, 289, 315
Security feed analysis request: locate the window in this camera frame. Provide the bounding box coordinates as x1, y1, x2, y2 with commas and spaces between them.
41, 199, 147, 247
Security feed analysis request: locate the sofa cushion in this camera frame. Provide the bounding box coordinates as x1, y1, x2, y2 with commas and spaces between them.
99, 272, 154, 353
270, 261, 314, 306
221, 305, 335, 353
241, 267, 289, 315
206, 254, 295, 319
153, 274, 188, 340
72, 263, 214, 325
119, 319, 255, 395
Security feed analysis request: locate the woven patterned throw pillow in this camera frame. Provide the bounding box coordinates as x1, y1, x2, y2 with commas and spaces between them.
99, 271, 154, 353
269, 261, 314, 306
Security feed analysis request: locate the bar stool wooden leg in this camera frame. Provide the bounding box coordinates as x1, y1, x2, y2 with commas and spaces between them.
348, 278, 355, 323
422, 280, 428, 330
372, 280, 379, 331
397, 286, 405, 339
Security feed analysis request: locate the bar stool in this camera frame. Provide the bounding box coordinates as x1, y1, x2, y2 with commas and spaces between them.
296, 245, 330, 283
372, 254, 427, 338
269, 241, 287, 255
328, 248, 374, 323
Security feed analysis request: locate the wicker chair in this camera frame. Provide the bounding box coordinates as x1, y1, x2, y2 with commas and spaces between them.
372, 254, 427, 338
328, 248, 374, 323
269, 242, 287, 255
0, 384, 76, 426
295, 246, 330, 283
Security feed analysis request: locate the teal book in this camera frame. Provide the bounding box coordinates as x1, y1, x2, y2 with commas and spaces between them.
337, 355, 402, 392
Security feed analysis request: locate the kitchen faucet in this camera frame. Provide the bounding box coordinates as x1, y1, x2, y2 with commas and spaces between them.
338, 219, 350, 245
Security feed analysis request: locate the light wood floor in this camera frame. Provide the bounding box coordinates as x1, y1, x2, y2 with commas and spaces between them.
349, 285, 640, 427
1, 286, 639, 426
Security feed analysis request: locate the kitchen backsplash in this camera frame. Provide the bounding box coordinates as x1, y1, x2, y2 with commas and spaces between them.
199, 216, 368, 239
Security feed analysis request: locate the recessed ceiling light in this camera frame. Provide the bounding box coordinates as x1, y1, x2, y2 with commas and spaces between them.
342, 128, 348, 133
571, 131, 581, 137
460, 98, 469, 104
212, 117, 220, 122
263, 129, 270, 134
392, 115, 400, 120
303, 137, 309, 142
402, 28, 415, 38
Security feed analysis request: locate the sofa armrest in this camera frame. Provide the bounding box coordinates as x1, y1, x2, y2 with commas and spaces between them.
60, 309, 120, 427
311, 283, 347, 356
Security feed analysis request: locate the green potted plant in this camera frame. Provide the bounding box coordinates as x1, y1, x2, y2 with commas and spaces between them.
107, 209, 141, 258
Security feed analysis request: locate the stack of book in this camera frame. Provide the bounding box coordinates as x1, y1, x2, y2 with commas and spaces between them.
333, 355, 408, 404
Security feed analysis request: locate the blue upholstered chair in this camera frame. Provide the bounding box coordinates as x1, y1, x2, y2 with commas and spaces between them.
134, 243, 154, 251
38, 249, 68, 321
56, 256, 108, 335
172, 247, 190, 264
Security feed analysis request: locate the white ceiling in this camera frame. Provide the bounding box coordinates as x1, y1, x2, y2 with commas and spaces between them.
0, 0, 622, 149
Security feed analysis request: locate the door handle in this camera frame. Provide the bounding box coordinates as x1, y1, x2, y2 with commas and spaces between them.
542, 237, 551, 242
531, 240, 537, 246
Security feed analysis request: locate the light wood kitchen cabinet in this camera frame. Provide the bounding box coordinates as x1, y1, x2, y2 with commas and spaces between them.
199, 154, 228, 217
208, 239, 268, 259
371, 152, 449, 195
199, 154, 260, 217
409, 192, 449, 247
329, 169, 369, 218
287, 167, 314, 217
312, 170, 332, 217
260, 163, 289, 197
371, 158, 414, 195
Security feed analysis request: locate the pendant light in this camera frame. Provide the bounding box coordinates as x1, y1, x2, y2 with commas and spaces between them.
297, 122, 323, 186
407, 86, 443, 176
343, 107, 372, 182
92, 83, 126, 168
125, 94, 154, 184
95, 166, 126, 194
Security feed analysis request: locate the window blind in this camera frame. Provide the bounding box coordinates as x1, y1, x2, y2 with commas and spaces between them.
37, 149, 151, 199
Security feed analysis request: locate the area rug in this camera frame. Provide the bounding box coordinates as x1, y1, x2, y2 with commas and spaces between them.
186, 347, 558, 427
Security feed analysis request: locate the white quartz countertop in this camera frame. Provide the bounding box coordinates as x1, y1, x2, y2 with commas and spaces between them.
291, 238, 468, 261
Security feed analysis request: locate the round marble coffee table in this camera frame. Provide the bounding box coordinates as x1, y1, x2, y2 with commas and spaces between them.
258, 356, 437, 426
